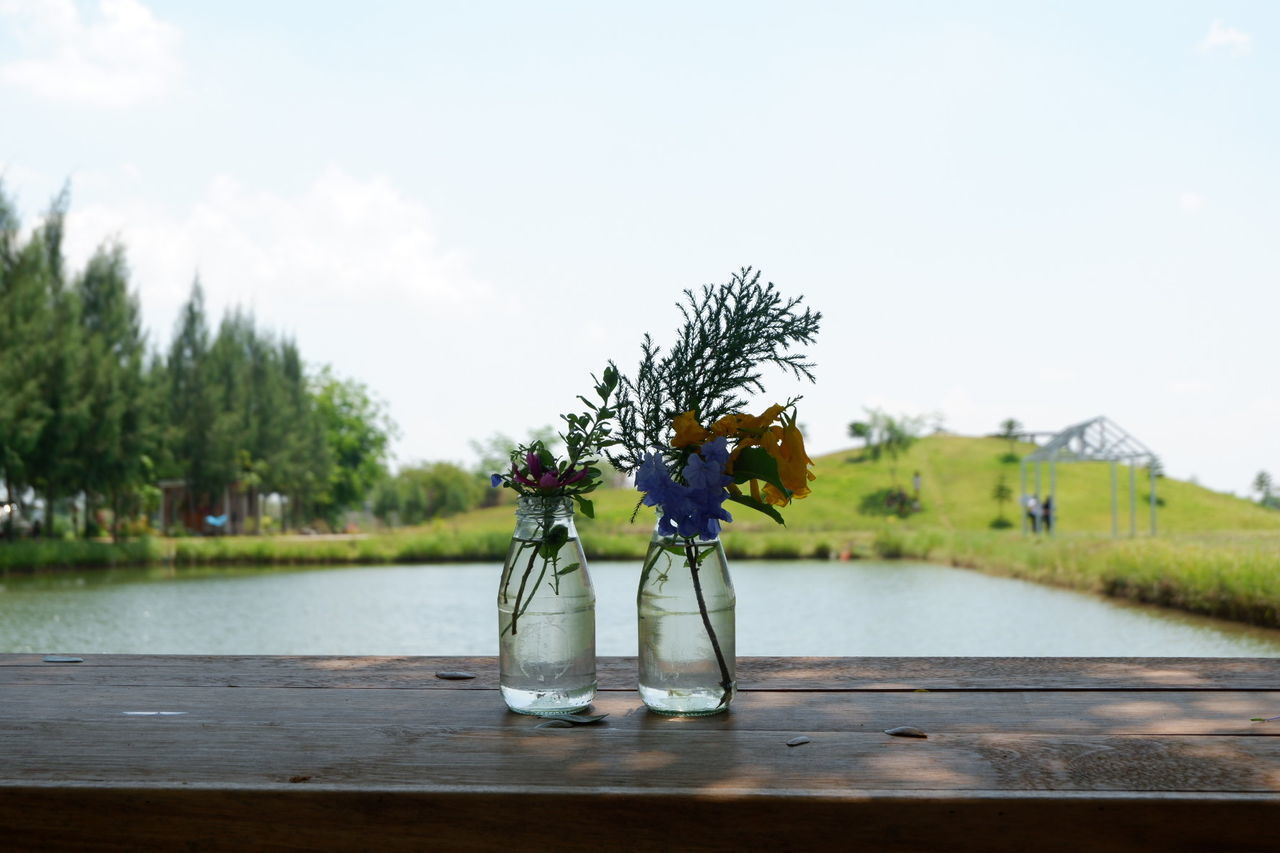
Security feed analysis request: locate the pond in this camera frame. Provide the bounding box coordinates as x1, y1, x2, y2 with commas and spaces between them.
2, 560, 1279, 657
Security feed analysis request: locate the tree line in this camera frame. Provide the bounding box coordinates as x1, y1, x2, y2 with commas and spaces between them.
0, 185, 392, 540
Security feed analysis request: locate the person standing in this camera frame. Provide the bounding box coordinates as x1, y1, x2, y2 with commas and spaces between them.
1042, 495, 1054, 534
1024, 494, 1040, 533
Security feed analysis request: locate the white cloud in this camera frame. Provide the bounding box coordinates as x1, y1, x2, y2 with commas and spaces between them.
0, 0, 181, 107
63, 166, 493, 339
1196, 19, 1252, 56
1178, 191, 1205, 214
57, 166, 502, 467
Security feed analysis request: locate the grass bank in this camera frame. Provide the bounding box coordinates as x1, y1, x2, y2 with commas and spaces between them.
870, 527, 1280, 629
4, 435, 1277, 631
0, 527, 857, 571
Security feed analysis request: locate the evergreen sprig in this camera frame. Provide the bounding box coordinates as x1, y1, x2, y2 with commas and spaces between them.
609, 268, 821, 473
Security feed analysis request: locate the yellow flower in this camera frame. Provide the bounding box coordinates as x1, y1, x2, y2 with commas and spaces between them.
710, 403, 785, 441
671, 410, 711, 448
762, 417, 815, 506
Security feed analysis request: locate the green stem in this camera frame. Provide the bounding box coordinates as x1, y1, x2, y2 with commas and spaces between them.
685, 541, 733, 708
514, 559, 553, 626
508, 542, 541, 636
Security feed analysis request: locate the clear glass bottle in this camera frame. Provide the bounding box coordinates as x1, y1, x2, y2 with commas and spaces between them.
637, 526, 736, 715
497, 495, 596, 715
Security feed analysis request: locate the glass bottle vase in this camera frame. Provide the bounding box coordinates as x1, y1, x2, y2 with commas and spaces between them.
497, 496, 596, 715
637, 526, 736, 715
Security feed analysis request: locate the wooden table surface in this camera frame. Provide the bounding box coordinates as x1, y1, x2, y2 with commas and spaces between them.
2, 654, 1278, 851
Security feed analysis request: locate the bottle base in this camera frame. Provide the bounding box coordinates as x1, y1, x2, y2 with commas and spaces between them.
643, 704, 730, 717
501, 684, 595, 716
638, 683, 734, 716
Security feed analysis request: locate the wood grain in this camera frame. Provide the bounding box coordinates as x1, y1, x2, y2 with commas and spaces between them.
4, 654, 1279, 690
3, 684, 1278, 735
3, 655, 1279, 852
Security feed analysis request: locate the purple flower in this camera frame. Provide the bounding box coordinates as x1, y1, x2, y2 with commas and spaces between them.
510, 457, 594, 493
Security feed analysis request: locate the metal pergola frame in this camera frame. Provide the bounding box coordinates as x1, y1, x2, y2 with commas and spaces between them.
1021, 416, 1159, 537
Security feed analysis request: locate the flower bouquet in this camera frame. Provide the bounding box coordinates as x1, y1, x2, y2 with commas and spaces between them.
488, 366, 618, 715
609, 269, 821, 714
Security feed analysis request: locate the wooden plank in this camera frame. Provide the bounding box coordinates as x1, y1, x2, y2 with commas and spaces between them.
3, 684, 1278, 736
2, 787, 1277, 853
5, 711, 1280, 794
4, 655, 1279, 851
4, 654, 1279, 691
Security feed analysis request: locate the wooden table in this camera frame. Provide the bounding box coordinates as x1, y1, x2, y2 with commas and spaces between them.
2, 655, 1278, 851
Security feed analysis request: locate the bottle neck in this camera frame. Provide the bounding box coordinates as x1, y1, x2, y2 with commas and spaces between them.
515, 496, 577, 539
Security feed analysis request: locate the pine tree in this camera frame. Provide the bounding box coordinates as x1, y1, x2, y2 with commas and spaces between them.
0, 185, 52, 535
165, 280, 224, 526
75, 241, 146, 538
26, 189, 91, 537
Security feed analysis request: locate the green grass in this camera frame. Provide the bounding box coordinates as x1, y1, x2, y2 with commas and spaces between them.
869, 527, 1280, 628
3, 435, 1278, 628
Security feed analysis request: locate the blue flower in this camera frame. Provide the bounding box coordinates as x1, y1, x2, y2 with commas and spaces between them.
682, 437, 732, 490
636, 444, 733, 541
490, 473, 503, 488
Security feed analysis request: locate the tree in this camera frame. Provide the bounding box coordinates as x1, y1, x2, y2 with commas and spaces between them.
470, 427, 560, 478
25, 189, 92, 537
998, 418, 1022, 439
0, 184, 51, 535
847, 420, 871, 452
1147, 456, 1165, 479
271, 340, 330, 530
1254, 471, 1274, 506
74, 241, 146, 539
164, 280, 226, 523
374, 463, 484, 527
991, 474, 1013, 528
862, 408, 926, 486
311, 367, 396, 529
998, 418, 1022, 460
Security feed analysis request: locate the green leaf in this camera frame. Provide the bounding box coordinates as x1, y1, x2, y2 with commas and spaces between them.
572, 495, 595, 518
727, 493, 786, 526
730, 446, 791, 499
556, 562, 581, 577
539, 524, 570, 557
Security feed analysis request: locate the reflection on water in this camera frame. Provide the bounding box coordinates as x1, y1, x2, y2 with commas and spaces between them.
2, 560, 1279, 657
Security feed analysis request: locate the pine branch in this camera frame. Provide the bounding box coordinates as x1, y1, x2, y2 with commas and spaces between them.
609, 268, 821, 473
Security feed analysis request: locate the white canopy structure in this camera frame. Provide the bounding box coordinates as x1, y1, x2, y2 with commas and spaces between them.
1021, 416, 1160, 537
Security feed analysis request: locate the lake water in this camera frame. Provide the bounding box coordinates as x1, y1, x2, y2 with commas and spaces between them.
2, 560, 1279, 657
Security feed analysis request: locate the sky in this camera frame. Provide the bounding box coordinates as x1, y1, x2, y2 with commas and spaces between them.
1, 1, 1276, 496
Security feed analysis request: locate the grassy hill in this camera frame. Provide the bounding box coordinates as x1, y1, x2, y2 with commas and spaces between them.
790, 435, 1280, 535
464, 434, 1280, 539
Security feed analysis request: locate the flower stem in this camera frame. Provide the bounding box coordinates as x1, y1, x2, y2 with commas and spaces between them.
685, 541, 733, 708
508, 542, 540, 636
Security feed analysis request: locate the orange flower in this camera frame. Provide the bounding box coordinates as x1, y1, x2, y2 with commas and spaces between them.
710, 403, 785, 441
762, 417, 815, 506
671, 410, 711, 448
